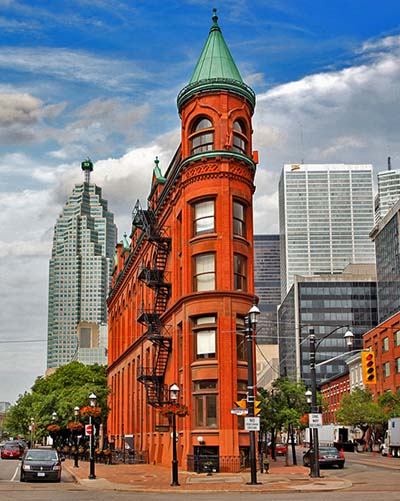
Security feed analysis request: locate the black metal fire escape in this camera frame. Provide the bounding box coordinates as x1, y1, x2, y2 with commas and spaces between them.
132, 200, 172, 407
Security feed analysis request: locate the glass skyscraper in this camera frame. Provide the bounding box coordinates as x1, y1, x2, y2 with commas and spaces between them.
47, 162, 117, 369
279, 164, 376, 299
376, 167, 400, 222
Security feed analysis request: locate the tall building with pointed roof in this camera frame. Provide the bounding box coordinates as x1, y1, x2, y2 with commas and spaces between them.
107, 11, 259, 470
47, 160, 117, 369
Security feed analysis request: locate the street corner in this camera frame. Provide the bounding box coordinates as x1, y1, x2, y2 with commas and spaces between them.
291, 476, 352, 492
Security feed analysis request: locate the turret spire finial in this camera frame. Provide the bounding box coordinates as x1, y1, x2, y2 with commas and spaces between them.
212, 8, 218, 25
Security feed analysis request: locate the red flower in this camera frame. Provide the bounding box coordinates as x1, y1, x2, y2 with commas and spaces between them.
47, 424, 60, 433
80, 405, 102, 418
68, 421, 84, 431
159, 403, 189, 417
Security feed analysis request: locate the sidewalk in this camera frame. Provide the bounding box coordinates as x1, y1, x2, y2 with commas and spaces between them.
64, 457, 352, 493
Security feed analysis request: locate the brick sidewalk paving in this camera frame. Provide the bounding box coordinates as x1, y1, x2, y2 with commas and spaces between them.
64, 458, 351, 492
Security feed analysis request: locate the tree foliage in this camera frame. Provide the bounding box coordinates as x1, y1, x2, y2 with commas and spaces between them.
4, 362, 109, 440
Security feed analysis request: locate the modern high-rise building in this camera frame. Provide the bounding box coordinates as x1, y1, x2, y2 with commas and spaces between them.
47, 160, 117, 369
254, 235, 280, 344
254, 235, 280, 389
278, 264, 377, 386
370, 198, 400, 323
279, 164, 376, 299
376, 160, 400, 222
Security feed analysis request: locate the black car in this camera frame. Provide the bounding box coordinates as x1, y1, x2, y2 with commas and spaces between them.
303, 446, 345, 469
20, 448, 64, 482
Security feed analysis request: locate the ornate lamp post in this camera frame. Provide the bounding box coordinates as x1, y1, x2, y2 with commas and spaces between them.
74, 406, 80, 468
30, 417, 35, 448
88, 392, 97, 480
169, 383, 180, 486
246, 301, 260, 485
309, 326, 354, 478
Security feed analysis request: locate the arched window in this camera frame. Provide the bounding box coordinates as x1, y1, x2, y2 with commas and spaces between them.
189, 117, 214, 155
232, 119, 248, 154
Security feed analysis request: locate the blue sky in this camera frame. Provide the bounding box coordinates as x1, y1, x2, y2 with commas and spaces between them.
1, 0, 400, 403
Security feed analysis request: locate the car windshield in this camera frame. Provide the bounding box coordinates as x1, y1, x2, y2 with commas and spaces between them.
4, 445, 19, 450
25, 450, 58, 461
320, 448, 338, 454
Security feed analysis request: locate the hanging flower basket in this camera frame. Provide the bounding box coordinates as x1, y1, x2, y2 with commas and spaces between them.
80, 405, 102, 418
68, 421, 84, 431
47, 424, 60, 433
159, 403, 189, 418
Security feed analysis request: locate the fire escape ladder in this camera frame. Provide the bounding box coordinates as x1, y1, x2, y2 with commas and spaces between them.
133, 199, 172, 407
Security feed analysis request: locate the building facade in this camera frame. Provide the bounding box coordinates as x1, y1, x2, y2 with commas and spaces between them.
278, 264, 378, 387
253, 235, 280, 344
107, 11, 259, 470
370, 199, 400, 323
376, 161, 400, 222
279, 164, 376, 299
47, 160, 117, 369
320, 371, 350, 425
363, 311, 400, 398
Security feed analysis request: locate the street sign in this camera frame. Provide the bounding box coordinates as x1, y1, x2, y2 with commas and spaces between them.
231, 408, 248, 415
245, 417, 260, 431
254, 400, 261, 416
85, 424, 93, 436
235, 399, 247, 409
309, 413, 322, 428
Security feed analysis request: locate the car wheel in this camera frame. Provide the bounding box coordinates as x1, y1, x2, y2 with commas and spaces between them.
338, 463, 344, 469
20, 473, 25, 482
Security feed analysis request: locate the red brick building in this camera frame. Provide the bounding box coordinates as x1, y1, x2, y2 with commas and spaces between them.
320, 372, 350, 424
363, 311, 400, 397
107, 11, 259, 470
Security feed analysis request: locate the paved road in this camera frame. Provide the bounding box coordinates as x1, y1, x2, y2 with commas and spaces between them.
1, 451, 400, 500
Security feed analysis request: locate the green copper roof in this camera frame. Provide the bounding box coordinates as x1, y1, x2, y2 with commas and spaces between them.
189, 9, 243, 84
177, 9, 255, 111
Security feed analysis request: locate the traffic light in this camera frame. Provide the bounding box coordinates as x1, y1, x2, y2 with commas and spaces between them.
362, 351, 376, 384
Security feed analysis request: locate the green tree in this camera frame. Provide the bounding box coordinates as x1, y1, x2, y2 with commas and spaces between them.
259, 378, 309, 465
5, 362, 109, 443
336, 388, 386, 449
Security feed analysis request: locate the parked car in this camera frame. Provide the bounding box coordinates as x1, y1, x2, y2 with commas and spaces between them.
1, 442, 23, 459
20, 448, 64, 482
303, 446, 345, 469
275, 443, 287, 456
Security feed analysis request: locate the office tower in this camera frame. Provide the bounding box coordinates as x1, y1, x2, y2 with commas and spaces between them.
278, 264, 377, 386
254, 235, 280, 344
279, 164, 376, 299
370, 199, 400, 322
254, 235, 280, 388
47, 160, 117, 369
376, 159, 400, 221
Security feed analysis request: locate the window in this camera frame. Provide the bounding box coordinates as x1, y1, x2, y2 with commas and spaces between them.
396, 330, 400, 347
236, 317, 247, 361
384, 362, 391, 378
396, 358, 400, 374
233, 200, 246, 237
383, 337, 389, 352
232, 120, 248, 154
193, 199, 215, 235
193, 316, 216, 359
190, 117, 214, 155
234, 254, 247, 291
193, 253, 215, 291
193, 380, 217, 428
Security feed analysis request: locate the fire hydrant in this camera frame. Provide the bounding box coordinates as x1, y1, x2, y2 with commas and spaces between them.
263, 458, 270, 473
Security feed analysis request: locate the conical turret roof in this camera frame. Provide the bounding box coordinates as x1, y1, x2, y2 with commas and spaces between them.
177, 9, 255, 112
189, 9, 243, 84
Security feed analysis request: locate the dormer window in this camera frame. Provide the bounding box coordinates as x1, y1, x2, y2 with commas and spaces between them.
232, 120, 248, 154
190, 117, 214, 155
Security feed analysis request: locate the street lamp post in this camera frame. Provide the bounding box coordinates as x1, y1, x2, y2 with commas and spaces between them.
305, 389, 313, 449
169, 383, 180, 486
88, 392, 97, 480
30, 418, 34, 448
74, 406, 80, 468
51, 412, 57, 449
309, 326, 354, 478
246, 302, 260, 485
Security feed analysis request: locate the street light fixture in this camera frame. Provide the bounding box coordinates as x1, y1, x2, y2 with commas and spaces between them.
245, 300, 260, 485
169, 383, 180, 486
30, 417, 35, 449
74, 406, 80, 468
309, 326, 354, 478
88, 392, 97, 480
